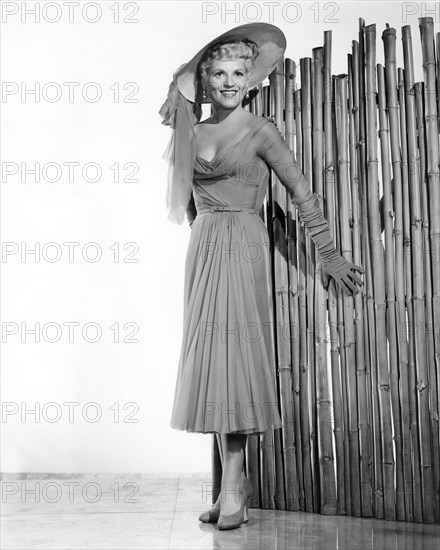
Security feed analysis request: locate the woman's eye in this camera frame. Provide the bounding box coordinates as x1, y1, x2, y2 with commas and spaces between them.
212, 71, 244, 77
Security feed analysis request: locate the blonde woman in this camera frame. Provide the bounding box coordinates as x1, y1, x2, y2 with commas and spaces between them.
159, 23, 363, 531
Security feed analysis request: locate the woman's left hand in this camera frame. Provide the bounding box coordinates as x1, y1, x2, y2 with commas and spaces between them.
322, 258, 364, 296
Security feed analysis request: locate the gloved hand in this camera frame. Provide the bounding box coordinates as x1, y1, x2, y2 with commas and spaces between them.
294, 192, 364, 295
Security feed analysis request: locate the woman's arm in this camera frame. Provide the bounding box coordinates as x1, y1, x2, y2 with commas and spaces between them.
256, 121, 364, 295
256, 120, 317, 204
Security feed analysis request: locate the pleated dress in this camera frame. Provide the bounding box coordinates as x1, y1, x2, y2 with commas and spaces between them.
170, 116, 283, 435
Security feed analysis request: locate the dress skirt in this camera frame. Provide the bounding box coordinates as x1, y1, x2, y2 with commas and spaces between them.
170, 116, 283, 435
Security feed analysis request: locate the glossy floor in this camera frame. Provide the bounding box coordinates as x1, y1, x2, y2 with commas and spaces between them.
1, 475, 439, 549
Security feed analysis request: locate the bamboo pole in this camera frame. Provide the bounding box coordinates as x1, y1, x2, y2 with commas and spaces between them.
267, 58, 291, 512
335, 73, 356, 514
323, 31, 346, 516
377, 61, 405, 521
263, 83, 270, 117
312, 46, 337, 515
382, 26, 414, 522
365, 23, 396, 520
349, 43, 373, 517
302, 55, 319, 513
358, 20, 382, 518
293, 85, 306, 510
398, 66, 424, 522
247, 85, 264, 510
246, 436, 260, 508
436, 31, 440, 133
414, 80, 440, 523
270, 59, 288, 512
419, 16, 440, 523
334, 223, 352, 515
299, 56, 315, 512
295, 88, 303, 172
284, 57, 301, 512
402, 24, 434, 523
258, 83, 276, 511
330, 73, 352, 517
364, 191, 382, 520
260, 432, 276, 509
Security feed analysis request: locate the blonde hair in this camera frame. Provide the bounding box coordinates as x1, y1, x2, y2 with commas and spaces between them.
198, 39, 259, 85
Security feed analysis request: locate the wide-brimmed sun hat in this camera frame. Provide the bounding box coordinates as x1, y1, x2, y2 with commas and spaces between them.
176, 22, 287, 104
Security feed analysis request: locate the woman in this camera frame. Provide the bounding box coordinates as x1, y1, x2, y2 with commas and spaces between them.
159, 23, 364, 530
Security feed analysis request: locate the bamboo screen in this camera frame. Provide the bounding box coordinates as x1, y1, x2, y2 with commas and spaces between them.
211, 17, 440, 524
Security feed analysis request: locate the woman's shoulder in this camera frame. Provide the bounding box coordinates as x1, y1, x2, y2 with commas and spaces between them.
251, 115, 283, 143
250, 116, 288, 160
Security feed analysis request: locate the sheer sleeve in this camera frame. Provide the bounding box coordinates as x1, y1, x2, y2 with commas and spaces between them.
255, 120, 326, 206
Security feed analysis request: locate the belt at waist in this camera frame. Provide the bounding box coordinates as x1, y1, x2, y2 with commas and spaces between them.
197, 205, 260, 214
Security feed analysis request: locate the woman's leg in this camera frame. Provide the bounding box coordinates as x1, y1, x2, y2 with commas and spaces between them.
219, 433, 248, 515
210, 433, 246, 510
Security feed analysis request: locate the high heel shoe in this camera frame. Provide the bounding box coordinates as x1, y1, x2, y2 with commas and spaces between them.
217, 477, 254, 530
199, 477, 253, 524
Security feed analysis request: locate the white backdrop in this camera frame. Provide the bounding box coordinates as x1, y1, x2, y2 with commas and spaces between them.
1, 1, 429, 473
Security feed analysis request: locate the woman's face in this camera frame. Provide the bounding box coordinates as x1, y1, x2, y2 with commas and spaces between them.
204, 58, 250, 109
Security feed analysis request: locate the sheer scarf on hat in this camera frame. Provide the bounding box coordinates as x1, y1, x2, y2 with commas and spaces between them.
159, 64, 203, 225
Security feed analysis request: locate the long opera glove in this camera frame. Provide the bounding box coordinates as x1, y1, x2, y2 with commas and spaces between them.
293, 192, 364, 294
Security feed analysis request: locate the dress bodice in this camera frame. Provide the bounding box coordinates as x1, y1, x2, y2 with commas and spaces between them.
192, 117, 270, 214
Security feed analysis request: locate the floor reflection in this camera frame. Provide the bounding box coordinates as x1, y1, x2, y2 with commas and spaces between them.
2, 475, 439, 549
204, 509, 440, 550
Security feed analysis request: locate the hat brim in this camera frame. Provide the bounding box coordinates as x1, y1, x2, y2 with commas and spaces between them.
176, 23, 286, 104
